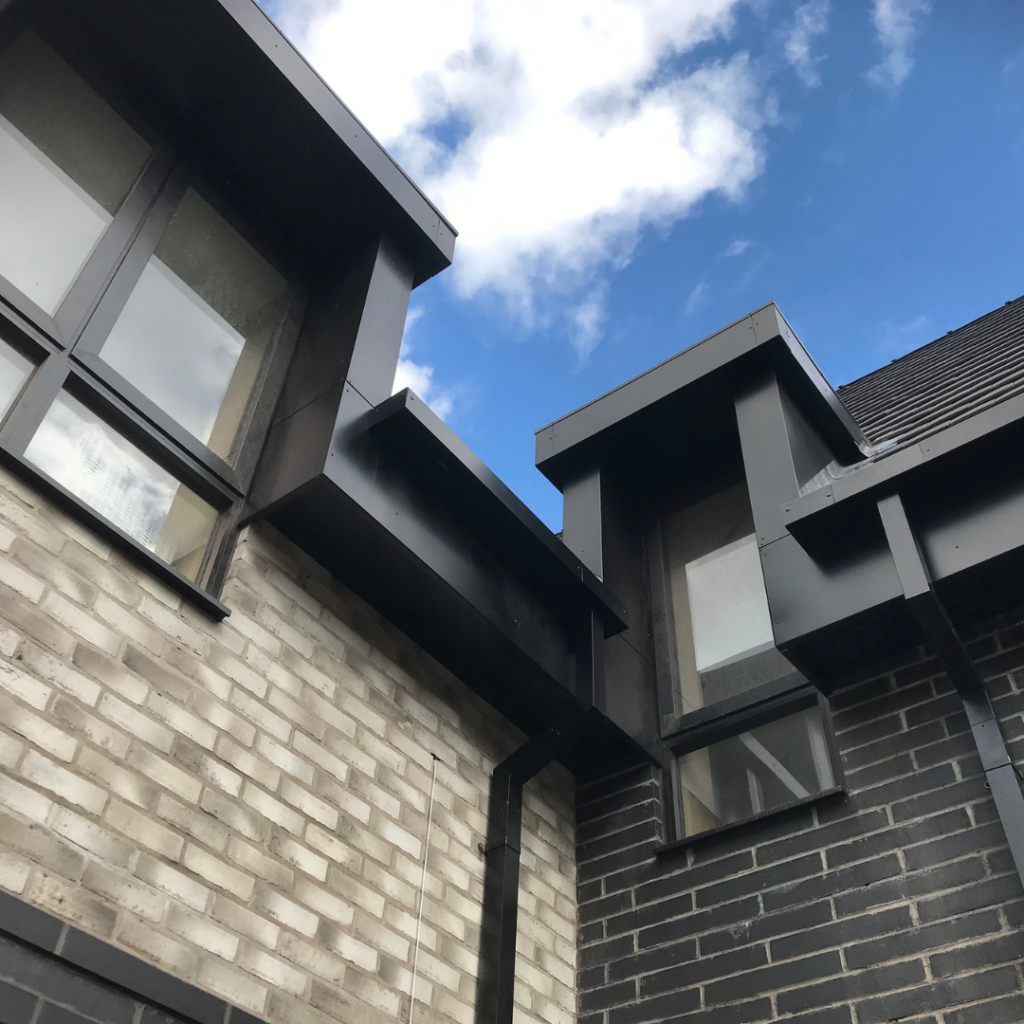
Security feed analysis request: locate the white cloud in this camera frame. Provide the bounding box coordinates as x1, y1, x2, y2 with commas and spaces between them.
685, 280, 711, 315
569, 285, 609, 363
391, 307, 458, 420
278, 0, 776, 355
723, 238, 754, 257
867, 0, 931, 92
785, 0, 830, 88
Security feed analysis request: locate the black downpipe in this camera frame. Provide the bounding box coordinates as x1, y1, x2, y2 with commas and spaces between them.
878, 494, 1024, 886
475, 713, 591, 1024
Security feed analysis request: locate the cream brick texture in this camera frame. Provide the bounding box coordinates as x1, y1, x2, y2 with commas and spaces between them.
0, 467, 577, 1024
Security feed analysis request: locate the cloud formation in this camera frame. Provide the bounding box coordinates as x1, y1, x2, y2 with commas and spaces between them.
785, 0, 830, 88
867, 0, 932, 92
277, 0, 776, 354
391, 307, 458, 420
723, 238, 754, 257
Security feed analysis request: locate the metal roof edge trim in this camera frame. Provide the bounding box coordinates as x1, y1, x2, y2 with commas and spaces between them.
369, 389, 629, 632
535, 301, 865, 477
782, 388, 1024, 529
219, 0, 457, 259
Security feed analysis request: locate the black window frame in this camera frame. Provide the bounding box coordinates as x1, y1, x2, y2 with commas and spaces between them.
647, 466, 844, 849
0, 13, 308, 617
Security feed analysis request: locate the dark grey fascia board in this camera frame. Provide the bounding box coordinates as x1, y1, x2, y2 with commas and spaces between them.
369, 389, 629, 634
783, 388, 1024, 532
217, 0, 456, 265
535, 302, 867, 486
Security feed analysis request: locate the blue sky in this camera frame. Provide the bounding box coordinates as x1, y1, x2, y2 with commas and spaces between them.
265, 0, 1024, 530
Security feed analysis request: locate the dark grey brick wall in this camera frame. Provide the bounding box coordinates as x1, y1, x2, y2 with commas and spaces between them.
576, 618, 1024, 1024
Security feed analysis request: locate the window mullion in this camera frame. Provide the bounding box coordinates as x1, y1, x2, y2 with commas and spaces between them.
0, 355, 69, 456
54, 145, 179, 347
69, 166, 189, 362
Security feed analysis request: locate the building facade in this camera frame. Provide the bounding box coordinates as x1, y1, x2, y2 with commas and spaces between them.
0, 3, 1022, 1024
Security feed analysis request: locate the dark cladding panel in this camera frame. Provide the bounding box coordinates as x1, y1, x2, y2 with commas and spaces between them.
344, 238, 413, 406
563, 465, 604, 579
603, 634, 658, 751
762, 532, 903, 649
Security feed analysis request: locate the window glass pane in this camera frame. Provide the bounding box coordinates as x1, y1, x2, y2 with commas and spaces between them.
0, 32, 152, 313
97, 187, 290, 461
0, 335, 33, 420
24, 393, 217, 581
676, 706, 834, 837
664, 482, 795, 714
686, 535, 774, 672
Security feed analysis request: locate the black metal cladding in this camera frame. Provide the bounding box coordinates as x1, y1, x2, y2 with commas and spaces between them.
544, 299, 1024, 732
247, 236, 639, 764
30, 0, 456, 286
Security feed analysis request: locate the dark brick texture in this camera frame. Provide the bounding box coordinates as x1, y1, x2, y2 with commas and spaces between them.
576, 616, 1024, 1024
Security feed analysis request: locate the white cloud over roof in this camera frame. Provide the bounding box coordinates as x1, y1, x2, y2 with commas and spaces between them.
279, 0, 773, 342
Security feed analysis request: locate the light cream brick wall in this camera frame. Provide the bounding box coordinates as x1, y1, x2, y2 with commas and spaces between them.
0, 466, 577, 1024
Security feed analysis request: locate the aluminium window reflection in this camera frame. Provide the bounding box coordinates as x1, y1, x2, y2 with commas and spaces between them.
0, 31, 152, 313
663, 482, 795, 715
96, 187, 290, 462
24, 393, 218, 581
676, 705, 835, 838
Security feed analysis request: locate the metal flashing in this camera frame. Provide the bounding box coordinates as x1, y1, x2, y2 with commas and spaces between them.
215, 0, 457, 260
783, 388, 1024, 534
535, 302, 866, 486
34, 0, 456, 285
368, 388, 629, 633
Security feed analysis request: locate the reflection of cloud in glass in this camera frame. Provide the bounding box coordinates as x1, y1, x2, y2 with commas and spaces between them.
100, 259, 245, 445
98, 187, 288, 461
25, 393, 216, 579
685, 534, 774, 672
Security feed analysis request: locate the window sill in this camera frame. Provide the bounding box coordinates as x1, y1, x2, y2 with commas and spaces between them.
655, 785, 846, 857
2, 452, 230, 621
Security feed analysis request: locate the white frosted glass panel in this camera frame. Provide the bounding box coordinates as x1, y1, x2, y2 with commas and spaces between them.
0, 32, 151, 313
25, 393, 217, 580
0, 118, 109, 311
98, 188, 289, 460
685, 534, 774, 672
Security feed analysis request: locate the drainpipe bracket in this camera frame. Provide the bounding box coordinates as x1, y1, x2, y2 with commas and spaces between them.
478, 839, 521, 856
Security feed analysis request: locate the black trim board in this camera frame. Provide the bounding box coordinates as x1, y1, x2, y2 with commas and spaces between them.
30, 0, 455, 286
369, 389, 628, 633
534, 302, 867, 488
0, 890, 263, 1024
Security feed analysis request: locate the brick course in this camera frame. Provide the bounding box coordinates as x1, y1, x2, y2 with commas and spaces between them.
576, 621, 1024, 1024
0, 467, 577, 1024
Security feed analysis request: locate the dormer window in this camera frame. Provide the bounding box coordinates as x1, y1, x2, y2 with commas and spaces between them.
0, 31, 153, 314
661, 481, 796, 712
0, 23, 303, 610
651, 476, 841, 842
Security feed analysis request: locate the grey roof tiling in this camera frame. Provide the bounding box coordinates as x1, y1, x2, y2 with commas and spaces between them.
836, 294, 1024, 450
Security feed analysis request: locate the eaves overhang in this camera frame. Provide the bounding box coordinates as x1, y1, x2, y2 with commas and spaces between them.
251, 382, 642, 775
764, 381, 1024, 688
34, 0, 456, 285
368, 389, 629, 636
535, 302, 867, 489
